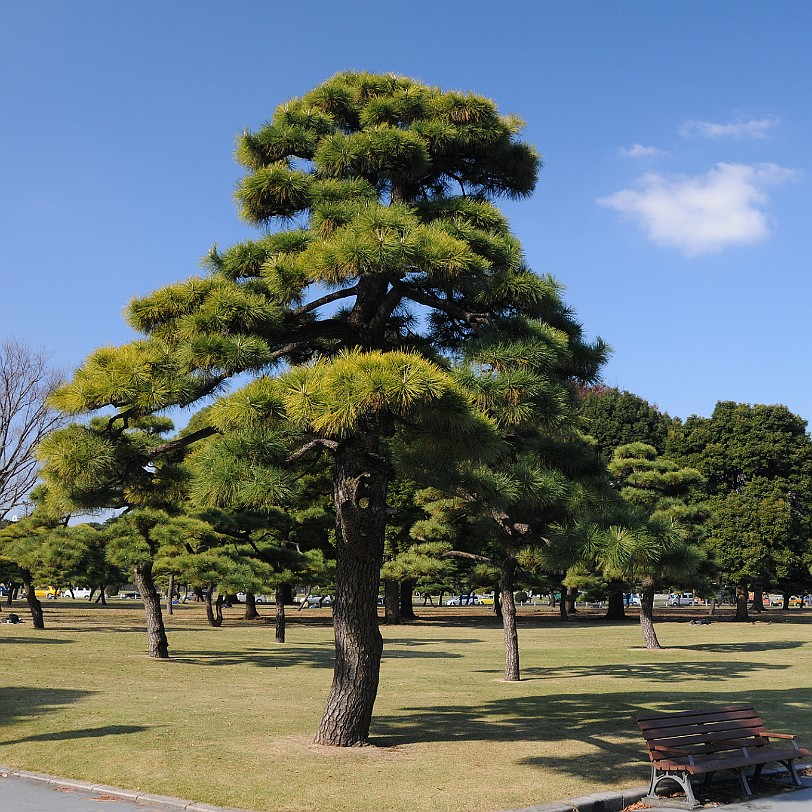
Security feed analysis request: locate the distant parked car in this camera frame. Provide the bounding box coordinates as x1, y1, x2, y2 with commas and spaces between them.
34, 586, 57, 600
445, 595, 480, 606
668, 592, 697, 606
61, 588, 92, 599
305, 595, 332, 608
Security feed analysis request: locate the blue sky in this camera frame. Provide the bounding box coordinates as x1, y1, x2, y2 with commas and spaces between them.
2, 1, 811, 424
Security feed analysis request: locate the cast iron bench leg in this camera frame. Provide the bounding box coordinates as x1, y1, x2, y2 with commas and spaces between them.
737, 768, 752, 797
647, 767, 700, 810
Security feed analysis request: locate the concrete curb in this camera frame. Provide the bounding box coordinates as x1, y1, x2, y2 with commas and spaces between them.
2, 763, 809, 812
3, 762, 647, 812
503, 785, 649, 812
0, 765, 254, 812
497, 764, 812, 812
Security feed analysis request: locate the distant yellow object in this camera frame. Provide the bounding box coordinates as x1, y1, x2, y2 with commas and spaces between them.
34, 586, 57, 599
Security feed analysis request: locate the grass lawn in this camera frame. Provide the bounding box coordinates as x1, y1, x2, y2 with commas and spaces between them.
1, 600, 811, 812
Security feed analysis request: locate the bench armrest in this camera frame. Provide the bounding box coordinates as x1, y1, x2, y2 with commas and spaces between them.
762, 732, 796, 740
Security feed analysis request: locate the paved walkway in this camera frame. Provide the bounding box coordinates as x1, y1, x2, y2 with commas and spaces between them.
0, 767, 248, 812
640, 779, 812, 812
3, 764, 812, 812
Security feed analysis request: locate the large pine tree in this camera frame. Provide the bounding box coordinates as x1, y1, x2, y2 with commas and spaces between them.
46, 73, 603, 745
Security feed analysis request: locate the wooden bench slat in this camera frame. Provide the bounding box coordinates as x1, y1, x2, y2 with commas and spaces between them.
641, 719, 764, 742
636, 704, 808, 807
636, 704, 754, 723
637, 708, 760, 730
652, 744, 810, 772
650, 737, 767, 754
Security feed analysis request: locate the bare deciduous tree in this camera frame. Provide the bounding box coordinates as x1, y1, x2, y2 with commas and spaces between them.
0, 337, 66, 519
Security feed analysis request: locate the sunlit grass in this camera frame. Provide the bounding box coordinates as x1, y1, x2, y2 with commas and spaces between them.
1, 600, 811, 812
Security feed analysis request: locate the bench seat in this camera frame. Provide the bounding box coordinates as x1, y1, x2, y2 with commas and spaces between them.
636, 705, 810, 809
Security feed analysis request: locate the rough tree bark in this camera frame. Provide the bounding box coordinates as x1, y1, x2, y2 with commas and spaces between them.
132, 562, 169, 658
750, 583, 764, 613
605, 579, 627, 620
639, 577, 661, 650
566, 586, 578, 614
734, 583, 750, 621
275, 584, 286, 643
314, 431, 388, 746
558, 577, 569, 620
244, 591, 260, 619
500, 556, 520, 681
21, 571, 44, 629
400, 579, 417, 619
166, 573, 174, 615
383, 578, 401, 625
204, 586, 224, 627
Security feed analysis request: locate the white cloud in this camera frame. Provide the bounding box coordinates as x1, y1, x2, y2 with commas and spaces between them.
597, 162, 797, 256
619, 143, 665, 158
679, 116, 781, 140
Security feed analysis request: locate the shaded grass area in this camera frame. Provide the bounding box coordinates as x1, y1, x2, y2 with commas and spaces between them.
0, 601, 811, 812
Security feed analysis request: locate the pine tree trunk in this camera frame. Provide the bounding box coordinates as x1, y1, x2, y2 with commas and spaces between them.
751, 584, 764, 613
383, 578, 402, 624
275, 584, 286, 643
204, 586, 224, 627
491, 581, 501, 616
314, 433, 388, 746
559, 578, 569, 620
605, 579, 627, 620
567, 586, 578, 614
500, 556, 520, 681
639, 578, 661, 650
167, 573, 174, 615
132, 562, 169, 658
244, 591, 260, 619
98, 586, 107, 605
734, 583, 750, 621
21, 572, 44, 629
400, 579, 417, 619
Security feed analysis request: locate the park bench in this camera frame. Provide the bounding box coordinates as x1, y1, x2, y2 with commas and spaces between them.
636, 704, 810, 809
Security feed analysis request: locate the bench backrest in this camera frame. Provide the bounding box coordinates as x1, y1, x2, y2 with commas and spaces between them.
636, 705, 771, 761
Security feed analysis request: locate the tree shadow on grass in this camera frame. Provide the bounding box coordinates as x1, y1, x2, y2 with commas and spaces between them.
510, 659, 789, 682
0, 636, 73, 645
383, 637, 486, 646
0, 687, 93, 728
171, 640, 464, 669
371, 687, 812, 788
1, 724, 151, 746
170, 644, 336, 669
676, 641, 805, 653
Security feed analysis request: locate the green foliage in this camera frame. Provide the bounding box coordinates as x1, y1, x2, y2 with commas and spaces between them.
667, 401, 812, 593
580, 387, 673, 461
